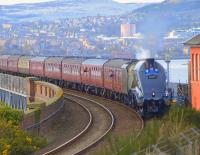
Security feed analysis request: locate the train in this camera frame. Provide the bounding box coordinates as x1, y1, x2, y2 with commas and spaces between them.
0, 55, 170, 117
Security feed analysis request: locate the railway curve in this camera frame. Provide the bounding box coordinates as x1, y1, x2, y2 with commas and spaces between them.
42, 92, 114, 155
37, 89, 143, 155
63, 89, 144, 155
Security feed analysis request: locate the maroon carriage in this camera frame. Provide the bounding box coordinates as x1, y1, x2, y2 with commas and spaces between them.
81, 59, 108, 88
44, 57, 64, 80
62, 58, 85, 83
30, 56, 47, 77
104, 59, 131, 93
7, 55, 21, 73
0, 55, 10, 71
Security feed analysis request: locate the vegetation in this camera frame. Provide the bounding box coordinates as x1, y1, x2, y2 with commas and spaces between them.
0, 103, 23, 126
96, 105, 200, 155
0, 102, 47, 155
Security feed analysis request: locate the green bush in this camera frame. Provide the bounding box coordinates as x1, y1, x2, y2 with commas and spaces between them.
0, 102, 47, 155
0, 119, 47, 155
0, 105, 23, 126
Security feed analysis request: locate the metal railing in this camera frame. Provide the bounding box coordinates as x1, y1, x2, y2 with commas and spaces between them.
0, 73, 27, 95
0, 73, 28, 111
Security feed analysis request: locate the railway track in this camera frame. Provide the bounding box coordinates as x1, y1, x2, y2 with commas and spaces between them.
43, 92, 114, 155
64, 89, 144, 132
62, 89, 144, 155
41, 88, 144, 155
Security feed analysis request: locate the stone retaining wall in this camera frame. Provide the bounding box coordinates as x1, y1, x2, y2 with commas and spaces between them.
0, 73, 64, 132
21, 79, 64, 131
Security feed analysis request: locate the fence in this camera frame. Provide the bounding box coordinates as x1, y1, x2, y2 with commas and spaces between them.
0, 73, 28, 111
0, 73, 27, 95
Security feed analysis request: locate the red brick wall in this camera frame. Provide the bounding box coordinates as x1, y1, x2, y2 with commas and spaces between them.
190, 47, 200, 110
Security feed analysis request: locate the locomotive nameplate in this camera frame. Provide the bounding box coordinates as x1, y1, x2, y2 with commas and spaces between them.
148, 75, 157, 79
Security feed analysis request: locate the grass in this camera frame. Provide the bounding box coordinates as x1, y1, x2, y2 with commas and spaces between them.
95, 105, 200, 155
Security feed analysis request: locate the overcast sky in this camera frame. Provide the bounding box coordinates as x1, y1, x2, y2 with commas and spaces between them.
113, 0, 165, 3
0, 0, 165, 5
0, 0, 54, 5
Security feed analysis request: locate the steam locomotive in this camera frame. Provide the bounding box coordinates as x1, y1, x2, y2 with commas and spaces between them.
0, 55, 170, 117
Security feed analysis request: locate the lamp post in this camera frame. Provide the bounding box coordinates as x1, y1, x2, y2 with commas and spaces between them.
165, 54, 171, 89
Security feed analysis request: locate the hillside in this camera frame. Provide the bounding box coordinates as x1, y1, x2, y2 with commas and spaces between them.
136, 0, 200, 13
132, 0, 200, 38
0, 0, 144, 23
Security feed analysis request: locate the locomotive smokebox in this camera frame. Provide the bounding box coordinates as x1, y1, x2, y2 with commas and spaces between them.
145, 58, 155, 69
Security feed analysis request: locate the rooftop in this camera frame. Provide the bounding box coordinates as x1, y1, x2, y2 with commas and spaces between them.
184, 34, 200, 46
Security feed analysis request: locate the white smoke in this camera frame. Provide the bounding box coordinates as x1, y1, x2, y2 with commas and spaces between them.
134, 45, 151, 59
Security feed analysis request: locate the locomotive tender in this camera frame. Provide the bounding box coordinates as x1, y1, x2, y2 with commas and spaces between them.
0, 55, 170, 116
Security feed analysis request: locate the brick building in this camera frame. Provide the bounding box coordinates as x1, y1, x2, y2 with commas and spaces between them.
184, 34, 200, 110
120, 23, 136, 37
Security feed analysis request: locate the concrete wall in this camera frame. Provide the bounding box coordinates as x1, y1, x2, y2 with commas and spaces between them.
21, 79, 64, 131
0, 73, 64, 132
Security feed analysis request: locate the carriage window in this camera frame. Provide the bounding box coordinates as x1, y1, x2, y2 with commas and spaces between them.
115, 71, 117, 81
84, 67, 88, 72
70, 65, 72, 73
110, 69, 113, 80
76, 66, 78, 75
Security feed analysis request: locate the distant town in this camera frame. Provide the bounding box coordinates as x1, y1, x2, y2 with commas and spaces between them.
0, 0, 200, 59
1, 1, 200, 155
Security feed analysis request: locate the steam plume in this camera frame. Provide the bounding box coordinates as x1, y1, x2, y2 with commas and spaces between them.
134, 45, 151, 59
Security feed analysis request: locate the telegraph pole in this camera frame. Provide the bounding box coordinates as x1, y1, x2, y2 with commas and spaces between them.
165, 54, 171, 89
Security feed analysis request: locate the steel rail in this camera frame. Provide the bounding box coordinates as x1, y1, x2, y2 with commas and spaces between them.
65, 92, 115, 155
43, 96, 92, 155
42, 92, 114, 155
63, 89, 144, 155
64, 88, 144, 138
